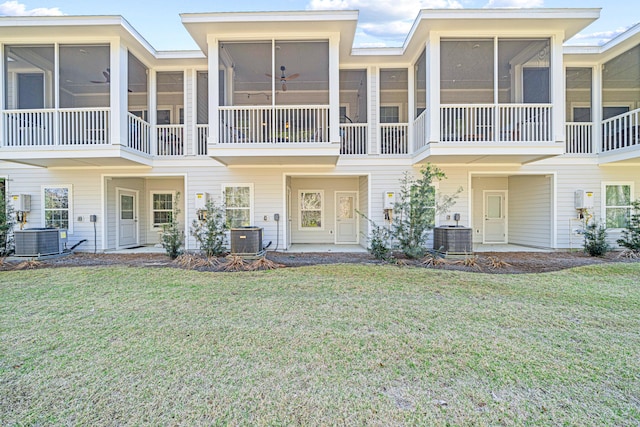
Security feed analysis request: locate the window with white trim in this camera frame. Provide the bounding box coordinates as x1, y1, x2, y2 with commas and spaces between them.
604, 183, 633, 229
151, 192, 174, 228
224, 185, 253, 228
299, 190, 323, 229
380, 106, 400, 123
43, 185, 71, 231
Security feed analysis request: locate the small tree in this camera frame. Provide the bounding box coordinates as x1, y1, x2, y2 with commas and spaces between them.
617, 200, 640, 252
0, 196, 16, 256
583, 221, 609, 257
392, 164, 460, 258
161, 192, 184, 259
190, 199, 228, 257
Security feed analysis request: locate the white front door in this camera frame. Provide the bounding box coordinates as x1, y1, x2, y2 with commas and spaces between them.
335, 191, 358, 244
117, 189, 138, 248
483, 191, 507, 244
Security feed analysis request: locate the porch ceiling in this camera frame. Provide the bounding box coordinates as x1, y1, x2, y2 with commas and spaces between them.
208, 144, 340, 166
0, 148, 153, 168
414, 142, 565, 165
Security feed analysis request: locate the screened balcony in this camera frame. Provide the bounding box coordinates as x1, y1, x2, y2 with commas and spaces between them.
416, 38, 563, 164
208, 40, 339, 165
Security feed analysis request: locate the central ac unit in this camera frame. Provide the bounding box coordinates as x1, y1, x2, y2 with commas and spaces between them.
14, 228, 67, 256
230, 227, 263, 255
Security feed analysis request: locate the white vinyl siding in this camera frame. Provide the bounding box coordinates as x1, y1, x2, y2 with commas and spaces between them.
508, 175, 553, 248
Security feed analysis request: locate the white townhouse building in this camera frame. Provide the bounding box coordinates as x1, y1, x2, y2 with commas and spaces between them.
0, 8, 638, 253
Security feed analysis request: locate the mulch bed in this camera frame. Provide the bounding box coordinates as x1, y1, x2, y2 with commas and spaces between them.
2, 250, 638, 274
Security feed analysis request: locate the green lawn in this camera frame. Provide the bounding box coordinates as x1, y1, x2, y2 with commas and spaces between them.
1, 264, 639, 426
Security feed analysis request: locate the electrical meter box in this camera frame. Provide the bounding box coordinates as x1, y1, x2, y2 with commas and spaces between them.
11, 194, 31, 212
574, 190, 594, 209
383, 191, 396, 209
195, 192, 209, 210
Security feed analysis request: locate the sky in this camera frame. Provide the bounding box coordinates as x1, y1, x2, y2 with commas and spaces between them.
1, 0, 639, 51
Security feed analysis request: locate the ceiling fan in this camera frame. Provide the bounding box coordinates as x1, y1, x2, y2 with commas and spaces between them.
90, 68, 132, 92
90, 68, 110, 84
265, 65, 299, 92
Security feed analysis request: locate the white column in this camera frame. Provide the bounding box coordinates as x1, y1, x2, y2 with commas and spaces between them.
110, 39, 128, 147
407, 64, 415, 153
592, 64, 602, 154
0, 44, 4, 145
369, 66, 378, 155
427, 36, 440, 143
185, 68, 195, 156
149, 69, 157, 156
208, 35, 219, 145
551, 33, 565, 145
329, 34, 341, 144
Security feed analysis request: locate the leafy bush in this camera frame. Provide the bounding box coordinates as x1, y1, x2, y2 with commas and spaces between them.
583, 221, 609, 257
392, 164, 460, 259
0, 196, 15, 256
161, 193, 184, 259
190, 199, 227, 257
617, 200, 640, 252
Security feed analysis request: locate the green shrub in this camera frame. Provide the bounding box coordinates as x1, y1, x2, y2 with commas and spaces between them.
161, 193, 184, 259
583, 221, 609, 257
0, 195, 15, 256
617, 200, 640, 251
190, 200, 227, 257
392, 165, 460, 259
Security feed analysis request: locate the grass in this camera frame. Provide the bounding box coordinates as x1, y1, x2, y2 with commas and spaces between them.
1, 263, 639, 426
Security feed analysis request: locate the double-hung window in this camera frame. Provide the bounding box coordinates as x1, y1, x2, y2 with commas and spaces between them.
603, 183, 633, 229
151, 192, 174, 228
43, 185, 72, 231
224, 185, 253, 228
299, 190, 323, 230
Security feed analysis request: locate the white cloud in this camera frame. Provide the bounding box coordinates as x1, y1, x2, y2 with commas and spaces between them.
307, 0, 463, 46
483, 0, 543, 7
0, 1, 64, 16
567, 26, 632, 46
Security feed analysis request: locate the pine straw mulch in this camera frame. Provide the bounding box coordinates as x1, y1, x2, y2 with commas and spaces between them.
1, 250, 638, 274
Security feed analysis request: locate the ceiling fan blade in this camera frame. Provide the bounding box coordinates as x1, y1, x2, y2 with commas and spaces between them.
265, 73, 272, 78
284, 73, 300, 81
90, 80, 104, 84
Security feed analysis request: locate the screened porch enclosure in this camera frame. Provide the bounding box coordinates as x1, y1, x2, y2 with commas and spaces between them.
3, 44, 112, 148
439, 38, 552, 143
217, 40, 330, 145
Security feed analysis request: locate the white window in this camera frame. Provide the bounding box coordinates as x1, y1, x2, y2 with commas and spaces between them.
151, 192, 175, 228
224, 184, 253, 228
43, 185, 72, 232
603, 183, 634, 229
299, 190, 323, 230
380, 105, 400, 123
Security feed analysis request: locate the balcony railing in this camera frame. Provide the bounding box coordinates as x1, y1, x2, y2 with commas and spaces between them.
196, 124, 208, 155
380, 123, 408, 154
440, 104, 552, 143
566, 122, 593, 154
3, 108, 110, 147
218, 105, 329, 144
157, 125, 184, 156
413, 111, 427, 151
127, 113, 151, 154
602, 108, 639, 153
340, 123, 367, 155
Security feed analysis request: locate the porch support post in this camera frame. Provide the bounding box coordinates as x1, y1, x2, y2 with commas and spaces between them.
369, 66, 378, 155
592, 64, 602, 154
551, 32, 565, 145
185, 68, 195, 156
408, 64, 415, 153
149, 69, 157, 156
54, 43, 59, 145
110, 38, 128, 147
208, 35, 219, 145
329, 34, 340, 144
427, 35, 440, 143
0, 44, 5, 145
